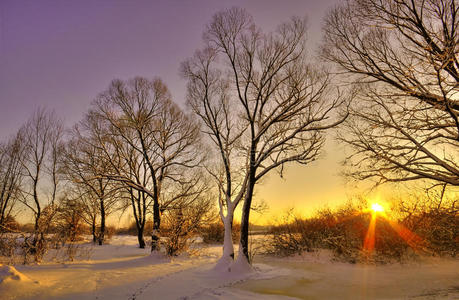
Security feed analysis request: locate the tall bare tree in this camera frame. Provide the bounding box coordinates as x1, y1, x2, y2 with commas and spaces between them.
322, 0, 459, 187
183, 7, 348, 265
89, 77, 204, 252
182, 45, 249, 267
18, 108, 64, 261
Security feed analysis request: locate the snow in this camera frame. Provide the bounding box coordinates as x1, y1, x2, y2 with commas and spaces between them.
0, 235, 458, 299
0, 264, 35, 283
229, 249, 254, 275
237, 252, 459, 300
0, 264, 39, 297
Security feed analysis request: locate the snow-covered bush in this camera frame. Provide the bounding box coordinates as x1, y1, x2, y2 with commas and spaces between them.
267, 196, 457, 263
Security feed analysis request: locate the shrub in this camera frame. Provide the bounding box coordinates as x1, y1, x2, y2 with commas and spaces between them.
97, 225, 115, 243
201, 222, 224, 243
200, 222, 240, 244
395, 192, 458, 257
267, 195, 457, 263
0, 216, 19, 233
162, 197, 214, 256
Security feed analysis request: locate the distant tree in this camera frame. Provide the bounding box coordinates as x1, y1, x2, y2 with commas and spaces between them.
89, 77, 204, 252
71, 185, 100, 243
0, 133, 24, 231
322, 0, 459, 187
18, 108, 64, 261
55, 194, 86, 243
183, 7, 348, 265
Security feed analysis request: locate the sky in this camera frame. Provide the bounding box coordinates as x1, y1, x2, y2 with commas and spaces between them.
0, 0, 389, 225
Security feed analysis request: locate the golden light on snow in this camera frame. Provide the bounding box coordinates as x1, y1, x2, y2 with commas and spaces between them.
370, 203, 384, 213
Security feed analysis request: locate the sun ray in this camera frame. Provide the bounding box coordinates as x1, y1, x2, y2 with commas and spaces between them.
361, 201, 426, 256
386, 219, 425, 251
363, 213, 376, 253
362, 202, 386, 255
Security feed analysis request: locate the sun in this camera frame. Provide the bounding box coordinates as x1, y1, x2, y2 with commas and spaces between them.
371, 203, 385, 213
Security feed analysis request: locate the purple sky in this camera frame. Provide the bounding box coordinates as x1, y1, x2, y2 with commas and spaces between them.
1, 0, 357, 221
0, 0, 339, 139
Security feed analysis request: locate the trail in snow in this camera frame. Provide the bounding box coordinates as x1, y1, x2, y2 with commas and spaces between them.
128, 262, 204, 300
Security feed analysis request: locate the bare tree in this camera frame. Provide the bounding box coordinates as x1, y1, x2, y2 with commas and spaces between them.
125, 188, 150, 248
89, 77, 204, 252
18, 108, 64, 261
0, 133, 24, 231
120, 147, 152, 249
182, 45, 249, 267
322, 0, 459, 187
54, 193, 86, 244
70, 185, 100, 243
183, 7, 348, 265
62, 128, 119, 245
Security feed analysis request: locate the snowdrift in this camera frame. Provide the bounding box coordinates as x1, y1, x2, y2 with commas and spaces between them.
0, 264, 33, 284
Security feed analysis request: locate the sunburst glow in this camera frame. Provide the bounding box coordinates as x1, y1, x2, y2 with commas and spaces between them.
371, 203, 384, 212
362, 201, 425, 257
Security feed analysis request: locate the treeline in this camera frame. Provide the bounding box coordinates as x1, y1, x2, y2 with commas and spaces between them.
0, 79, 215, 262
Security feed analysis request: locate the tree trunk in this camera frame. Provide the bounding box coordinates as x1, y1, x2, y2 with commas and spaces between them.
0, 190, 11, 228
132, 189, 146, 248
34, 231, 45, 263
223, 213, 234, 259
34, 213, 40, 232
98, 199, 105, 246
151, 199, 161, 252
33, 177, 41, 232
34, 204, 41, 232
238, 178, 255, 263
92, 219, 96, 244
137, 225, 145, 248
214, 211, 235, 270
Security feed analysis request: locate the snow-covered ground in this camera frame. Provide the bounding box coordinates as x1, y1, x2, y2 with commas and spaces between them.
0, 235, 458, 299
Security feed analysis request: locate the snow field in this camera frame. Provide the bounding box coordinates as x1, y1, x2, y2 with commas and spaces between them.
1, 235, 458, 299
